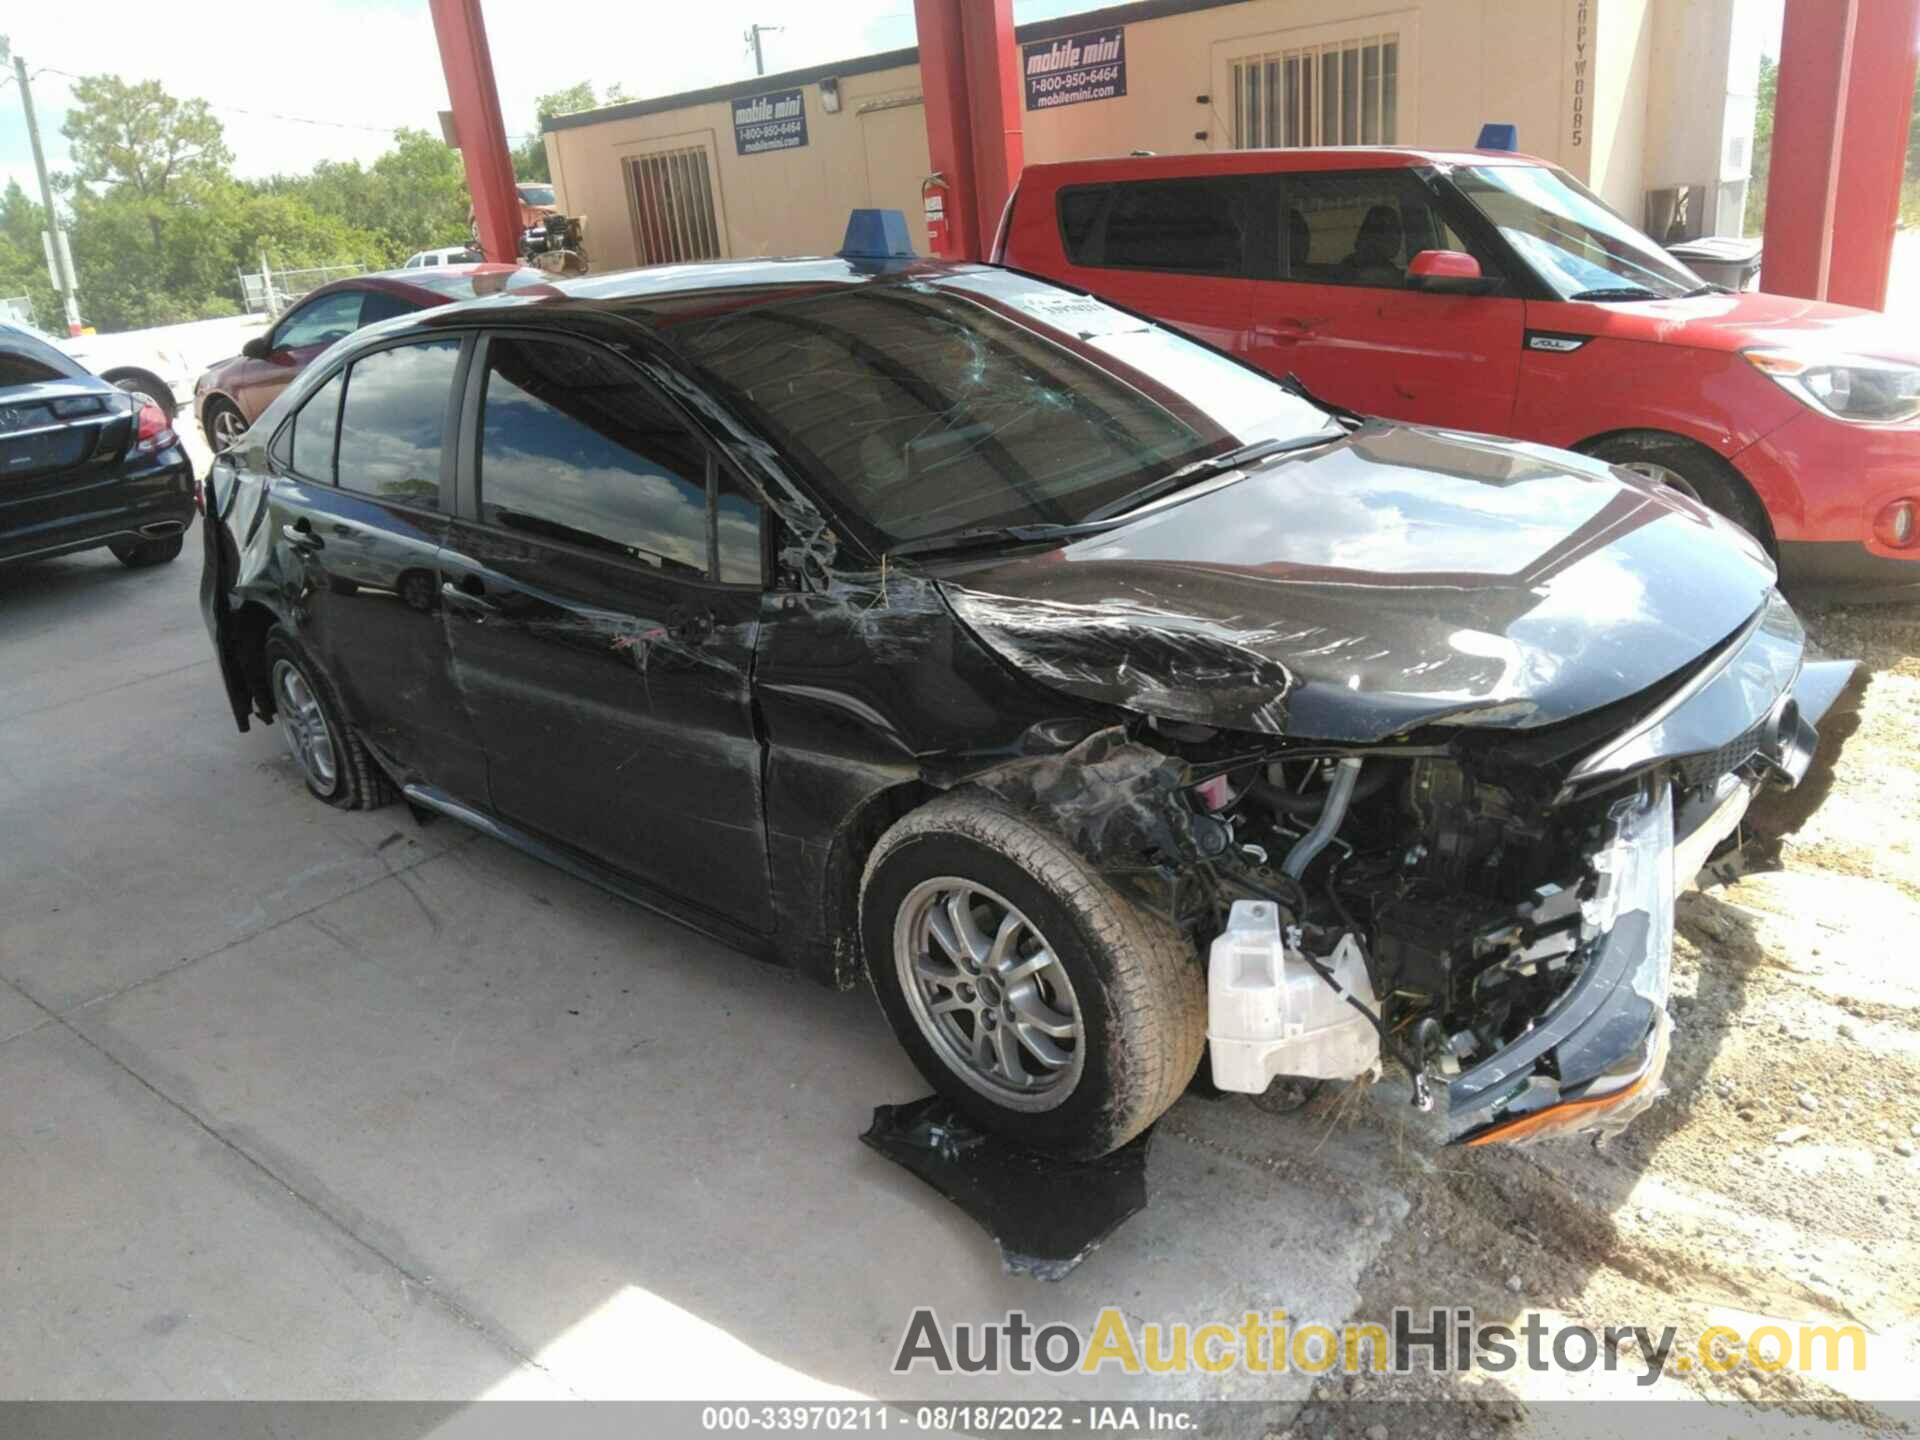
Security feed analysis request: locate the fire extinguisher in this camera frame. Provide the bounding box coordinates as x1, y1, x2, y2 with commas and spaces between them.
921, 172, 952, 258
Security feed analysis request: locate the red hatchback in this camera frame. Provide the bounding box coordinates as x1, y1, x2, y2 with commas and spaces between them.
195, 264, 554, 453
999, 149, 1920, 590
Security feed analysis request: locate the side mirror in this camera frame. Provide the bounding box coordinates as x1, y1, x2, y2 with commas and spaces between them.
1406, 249, 1495, 294
241, 334, 273, 361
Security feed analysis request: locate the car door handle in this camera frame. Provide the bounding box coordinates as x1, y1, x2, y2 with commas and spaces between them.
281, 521, 322, 552
441, 580, 500, 614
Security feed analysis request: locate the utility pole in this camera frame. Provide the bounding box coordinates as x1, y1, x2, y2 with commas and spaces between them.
745, 22, 783, 77
11, 52, 84, 335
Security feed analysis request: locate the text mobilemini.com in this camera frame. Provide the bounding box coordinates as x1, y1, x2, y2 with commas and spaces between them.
892, 1308, 1869, 1385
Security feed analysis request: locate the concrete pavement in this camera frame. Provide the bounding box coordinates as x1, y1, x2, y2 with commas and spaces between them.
0, 470, 1404, 1412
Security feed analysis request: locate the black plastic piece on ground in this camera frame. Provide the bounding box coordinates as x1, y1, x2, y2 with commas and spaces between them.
861, 1096, 1154, 1280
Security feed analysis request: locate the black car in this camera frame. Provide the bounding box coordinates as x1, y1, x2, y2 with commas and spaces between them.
200, 259, 1852, 1157
2, 322, 195, 569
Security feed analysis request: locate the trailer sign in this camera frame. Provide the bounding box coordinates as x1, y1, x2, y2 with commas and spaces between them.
1022, 25, 1127, 111
734, 88, 808, 156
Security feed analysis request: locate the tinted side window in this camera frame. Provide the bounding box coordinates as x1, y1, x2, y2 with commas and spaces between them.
0, 327, 84, 385
478, 336, 714, 576
1057, 187, 1109, 263
290, 370, 344, 479
336, 339, 460, 509
274, 291, 365, 351
1062, 178, 1249, 275
1282, 170, 1492, 288
358, 290, 417, 327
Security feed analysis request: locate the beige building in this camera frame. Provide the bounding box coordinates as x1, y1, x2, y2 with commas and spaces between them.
543, 0, 1760, 273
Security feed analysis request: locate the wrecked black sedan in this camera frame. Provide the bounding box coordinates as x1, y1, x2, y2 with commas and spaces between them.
200, 258, 1851, 1157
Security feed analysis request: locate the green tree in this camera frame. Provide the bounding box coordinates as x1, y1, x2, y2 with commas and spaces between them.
1745, 54, 1777, 235
60, 75, 233, 199
514, 80, 625, 182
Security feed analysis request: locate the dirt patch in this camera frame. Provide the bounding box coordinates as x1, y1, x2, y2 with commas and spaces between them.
1278, 596, 1920, 1436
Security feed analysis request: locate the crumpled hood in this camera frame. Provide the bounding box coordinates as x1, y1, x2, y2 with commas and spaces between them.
940, 424, 1779, 743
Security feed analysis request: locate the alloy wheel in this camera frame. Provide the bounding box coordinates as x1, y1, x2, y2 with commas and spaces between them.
894, 878, 1084, 1111
210, 407, 246, 452
272, 659, 338, 793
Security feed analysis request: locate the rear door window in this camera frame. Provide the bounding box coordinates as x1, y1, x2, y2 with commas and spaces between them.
476, 334, 760, 580
335, 338, 461, 509
1057, 178, 1251, 275
358, 290, 417, 327
289, 371, 344, 480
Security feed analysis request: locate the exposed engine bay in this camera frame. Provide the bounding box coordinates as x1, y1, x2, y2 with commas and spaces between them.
1187, 747, 1648, 1105
979, 605, 1856, 1148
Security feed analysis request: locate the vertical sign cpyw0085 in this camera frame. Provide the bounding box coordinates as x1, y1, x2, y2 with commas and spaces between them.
1022, 25, 1127, 112
734, 88, 809, 156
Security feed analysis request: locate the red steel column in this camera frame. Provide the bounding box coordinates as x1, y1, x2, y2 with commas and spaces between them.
959, 0, 1024, 258
914, 0, 979, 259
1762, 0, 1920, 308
428, 0, 522, 264
1761, 0, 1853, 301
1827, 0, 1920, 310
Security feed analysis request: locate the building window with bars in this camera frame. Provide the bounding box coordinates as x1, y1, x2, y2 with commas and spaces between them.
625, 146, 724, 266
1231, 34, 1398, 149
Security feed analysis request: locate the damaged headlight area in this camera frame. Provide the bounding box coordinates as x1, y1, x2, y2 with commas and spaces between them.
966, 597, 1853, 1149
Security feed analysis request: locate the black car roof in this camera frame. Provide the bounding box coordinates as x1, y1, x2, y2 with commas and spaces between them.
405, 256, 988, 334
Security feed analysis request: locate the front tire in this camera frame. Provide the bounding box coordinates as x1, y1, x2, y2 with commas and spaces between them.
202, 398, 247, 455
862, 792, 1206, 1158
261, 627, 392, 810
1585, 432, 1774, 551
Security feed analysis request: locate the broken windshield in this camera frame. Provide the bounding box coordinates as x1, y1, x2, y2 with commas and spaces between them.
669, 270, 1336, 552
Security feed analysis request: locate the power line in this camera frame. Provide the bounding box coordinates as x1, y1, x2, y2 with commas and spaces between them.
27, 63, 535, 140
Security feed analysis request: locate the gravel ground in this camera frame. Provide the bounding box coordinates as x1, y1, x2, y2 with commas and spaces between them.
1271, 594, 1920, 1436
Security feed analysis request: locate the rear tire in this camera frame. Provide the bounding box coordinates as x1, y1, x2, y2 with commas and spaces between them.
261, 627, 393, 810
108, 533, 184, 567
1584, 432, 1774, 552
862, 792, 1206, 1158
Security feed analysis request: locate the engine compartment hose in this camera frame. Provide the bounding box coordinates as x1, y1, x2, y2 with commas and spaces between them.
1248, 762, 1392, 816
1282, 757, 1363, 880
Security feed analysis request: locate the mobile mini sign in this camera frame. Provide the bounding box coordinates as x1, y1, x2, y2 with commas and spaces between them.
1022, 25, 1127, 111
733, 88, 808, 156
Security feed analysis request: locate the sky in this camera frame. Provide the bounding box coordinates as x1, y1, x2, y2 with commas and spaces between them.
0, 0, 1095, 203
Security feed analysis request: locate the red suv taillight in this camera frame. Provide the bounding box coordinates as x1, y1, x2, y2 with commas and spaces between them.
131, 401, 176, 457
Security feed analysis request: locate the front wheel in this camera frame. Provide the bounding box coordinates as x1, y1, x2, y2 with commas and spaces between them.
862, 793, 1206, 1158
202, 399, 247, 456
1585, 433, 1774, 552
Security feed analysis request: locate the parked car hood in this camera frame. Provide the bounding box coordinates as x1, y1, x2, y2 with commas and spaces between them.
939, 424, 1778, 743
1550, 289, 1920, 365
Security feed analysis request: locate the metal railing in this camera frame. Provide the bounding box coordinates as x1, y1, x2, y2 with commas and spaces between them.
236, 263, 367, 317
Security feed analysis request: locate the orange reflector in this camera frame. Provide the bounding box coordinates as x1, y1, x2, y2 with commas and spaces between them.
1465, 1015, 1670, 1147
